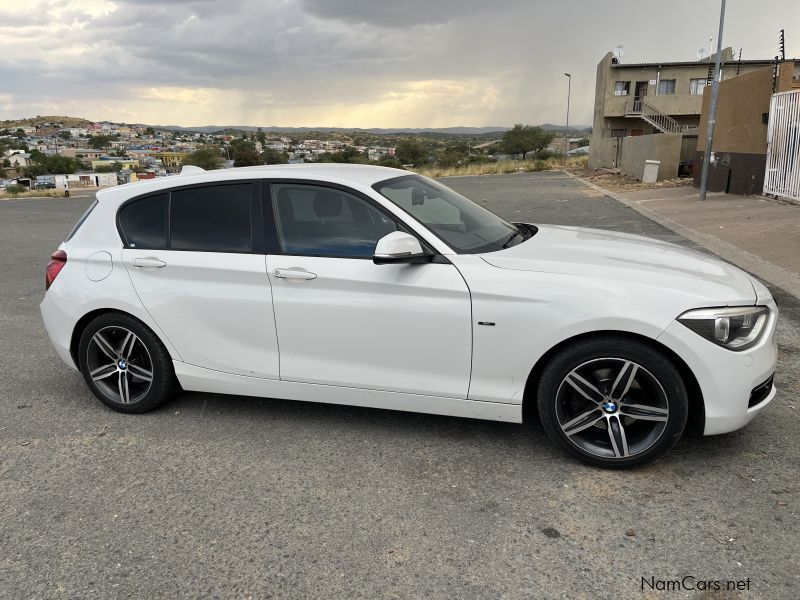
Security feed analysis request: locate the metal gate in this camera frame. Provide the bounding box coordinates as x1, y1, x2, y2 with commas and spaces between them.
764, 89, 800, 201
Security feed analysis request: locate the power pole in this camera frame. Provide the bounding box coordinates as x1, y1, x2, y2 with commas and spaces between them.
564, 73, 571, 162
699, 0, 726, 201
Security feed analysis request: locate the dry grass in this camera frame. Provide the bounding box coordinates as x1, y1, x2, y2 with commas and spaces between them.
417, 156, 589, 178
0, 189, 65, 199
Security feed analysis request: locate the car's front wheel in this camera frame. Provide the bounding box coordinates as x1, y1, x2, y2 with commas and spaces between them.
537, 336, 688, 468
78, 312, 177, 413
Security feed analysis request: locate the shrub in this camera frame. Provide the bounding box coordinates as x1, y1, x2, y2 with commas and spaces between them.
4, 184, 26, 195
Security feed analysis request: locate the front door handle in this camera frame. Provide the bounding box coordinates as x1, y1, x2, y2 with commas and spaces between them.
133, 257, 167, 269
273, 268, 317, 280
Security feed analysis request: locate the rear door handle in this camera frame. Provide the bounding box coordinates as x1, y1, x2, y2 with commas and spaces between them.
273, 268, 317, 280
133, 257, 167, 269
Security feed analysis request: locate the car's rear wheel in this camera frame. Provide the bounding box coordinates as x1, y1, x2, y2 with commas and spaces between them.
537, 337, 688, 468
78, 313, 177, 413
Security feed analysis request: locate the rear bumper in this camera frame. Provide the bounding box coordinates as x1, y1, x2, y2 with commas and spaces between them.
657, 308, 778, 436
40, 291, 78, 371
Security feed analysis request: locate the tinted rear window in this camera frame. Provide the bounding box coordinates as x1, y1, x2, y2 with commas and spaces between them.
170, 184, 253, 252
119, 194, 167, 249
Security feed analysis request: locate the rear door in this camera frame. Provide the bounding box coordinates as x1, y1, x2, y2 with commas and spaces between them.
265, 181, 472, 398
119, 181, 279, 378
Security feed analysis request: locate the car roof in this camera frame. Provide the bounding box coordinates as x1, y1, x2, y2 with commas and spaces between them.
96, 163, 411, 202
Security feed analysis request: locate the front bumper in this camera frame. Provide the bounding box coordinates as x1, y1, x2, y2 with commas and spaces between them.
657, 306, 778, 435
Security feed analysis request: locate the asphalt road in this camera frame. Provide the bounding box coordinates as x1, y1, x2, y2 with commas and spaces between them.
1, 172, 798, 598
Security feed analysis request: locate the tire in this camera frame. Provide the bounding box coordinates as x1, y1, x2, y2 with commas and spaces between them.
78, 312, 177, 413
537, 336, 688, 468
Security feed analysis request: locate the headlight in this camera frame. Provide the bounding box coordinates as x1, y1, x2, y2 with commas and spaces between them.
677, 306, 770, 351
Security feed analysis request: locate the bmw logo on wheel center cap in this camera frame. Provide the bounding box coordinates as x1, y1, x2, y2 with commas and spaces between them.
602, 401, 617, 413
118, 359, 127, 370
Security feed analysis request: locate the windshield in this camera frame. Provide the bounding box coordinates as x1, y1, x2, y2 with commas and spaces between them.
374, 174, 528, 254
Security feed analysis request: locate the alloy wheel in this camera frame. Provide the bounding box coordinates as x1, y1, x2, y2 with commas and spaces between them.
555, 358, 670, 459
85, 326, 154, 404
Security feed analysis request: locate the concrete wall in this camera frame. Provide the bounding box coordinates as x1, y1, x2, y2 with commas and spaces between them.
693, 62, 796, 195
619, 133, 683, 181
697, 64, 794, 154
589, 137, 619, 170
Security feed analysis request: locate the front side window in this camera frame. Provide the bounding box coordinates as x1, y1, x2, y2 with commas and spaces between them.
614, 81, 630, 96
272, 184, 397, 257
374, 175, 525, 254
170, 184, 253, 252
657, 79, 676, 95
119, 193, 167, 249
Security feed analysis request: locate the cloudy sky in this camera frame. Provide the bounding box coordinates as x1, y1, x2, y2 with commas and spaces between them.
1, 0, 798, 128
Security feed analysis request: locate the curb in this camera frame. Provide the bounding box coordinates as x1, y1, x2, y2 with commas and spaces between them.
565, 171, 800, 301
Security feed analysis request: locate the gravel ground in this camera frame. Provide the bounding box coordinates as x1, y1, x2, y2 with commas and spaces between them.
1, 172, 797, 599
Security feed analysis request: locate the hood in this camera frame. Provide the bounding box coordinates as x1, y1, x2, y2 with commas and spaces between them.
482, 224, 756, 306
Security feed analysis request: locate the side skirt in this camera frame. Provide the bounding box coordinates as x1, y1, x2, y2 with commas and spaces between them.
174, 361, 522, 423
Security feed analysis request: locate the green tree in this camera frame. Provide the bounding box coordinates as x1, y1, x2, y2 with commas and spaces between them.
230, 140, 261, 167
88, 135, 113, 150
434, 148, 466, 168
395, 139, 428, 166
262, 148, 288, 164
58, 131, 72, 140
22, 163, 48, 178
46, 155, 80, 174
94, 163, 117, 173
145, 127, 155, 136
182, 146, 223, 170
376, 155, 403, 169
501, 124, 555, 159
29, 149, 48, 163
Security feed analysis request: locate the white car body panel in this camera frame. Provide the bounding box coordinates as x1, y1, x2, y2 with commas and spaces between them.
40, 164, 778, 438
122, 249, 279, 378
266, 255, 472, 397
174, 361, 520, 422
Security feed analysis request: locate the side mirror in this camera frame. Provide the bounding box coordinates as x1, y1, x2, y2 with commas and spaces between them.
373, 231, 432, 265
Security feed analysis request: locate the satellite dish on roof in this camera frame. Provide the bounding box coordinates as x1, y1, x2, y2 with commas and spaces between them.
612, 44, 626, 59
696, 47, 708, 60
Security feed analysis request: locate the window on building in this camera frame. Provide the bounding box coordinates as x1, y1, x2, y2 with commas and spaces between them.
272, 184, 398, 258
657, 79, 676, 95
610, 128, 627, 138
689, 78, 707, 95
170, 184, 254, 252
119, 194, 167, 249
614, 81, 630, 96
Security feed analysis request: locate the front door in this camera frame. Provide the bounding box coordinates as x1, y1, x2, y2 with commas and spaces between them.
119, 182, 279, 379
634, 80, 649, 111
266, 182, 472, 398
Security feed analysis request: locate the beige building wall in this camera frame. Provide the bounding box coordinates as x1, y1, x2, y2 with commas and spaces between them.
697, 63, 795, 154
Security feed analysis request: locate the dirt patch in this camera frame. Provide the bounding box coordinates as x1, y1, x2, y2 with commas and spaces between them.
565, 166, 691, 193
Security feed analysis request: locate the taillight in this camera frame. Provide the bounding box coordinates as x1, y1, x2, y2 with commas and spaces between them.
45, 250, 67, 290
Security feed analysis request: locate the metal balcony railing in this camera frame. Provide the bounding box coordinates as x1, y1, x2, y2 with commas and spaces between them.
624, 99, 682, 134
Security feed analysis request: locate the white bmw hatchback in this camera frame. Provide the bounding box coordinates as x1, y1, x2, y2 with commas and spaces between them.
41, 164, 778, 467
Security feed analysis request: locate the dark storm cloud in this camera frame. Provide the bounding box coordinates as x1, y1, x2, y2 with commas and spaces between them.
298, 0, 519, 27
1, 0, 798, 126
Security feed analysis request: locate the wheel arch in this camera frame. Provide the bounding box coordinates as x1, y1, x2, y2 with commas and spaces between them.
70, 308, 176, 369
522, 330, 705, 432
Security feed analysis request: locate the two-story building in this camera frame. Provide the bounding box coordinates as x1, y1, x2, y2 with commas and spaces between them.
589, 48, 799, 179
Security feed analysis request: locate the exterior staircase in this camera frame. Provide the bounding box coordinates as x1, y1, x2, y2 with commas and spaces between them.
624, 99, 683, 134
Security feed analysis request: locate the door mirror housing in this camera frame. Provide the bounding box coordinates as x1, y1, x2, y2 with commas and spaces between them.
373, 231, 432, 265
